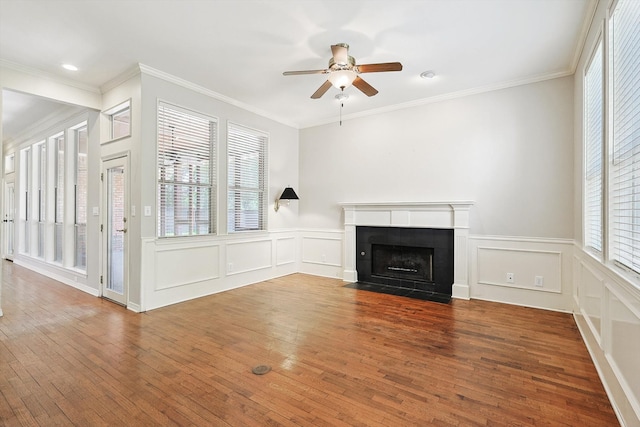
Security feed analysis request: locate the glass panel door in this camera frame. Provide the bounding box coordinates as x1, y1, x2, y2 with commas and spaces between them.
102, 157, 128, 305
4, 181, 15, 260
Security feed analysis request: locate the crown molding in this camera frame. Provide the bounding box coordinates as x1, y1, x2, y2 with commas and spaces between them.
300, 69, 574, 129
0, 59, 101, 94
136, 64, 299, 129
570, 0, 600, 73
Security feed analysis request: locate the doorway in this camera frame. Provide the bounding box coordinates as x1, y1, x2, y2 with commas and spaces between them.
102, 156, 128, 306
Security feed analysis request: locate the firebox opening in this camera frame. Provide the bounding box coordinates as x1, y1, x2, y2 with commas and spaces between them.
371, 244, 433, 284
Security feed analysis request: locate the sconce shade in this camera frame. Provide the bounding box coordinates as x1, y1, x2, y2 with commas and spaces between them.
279, 187, 299, 200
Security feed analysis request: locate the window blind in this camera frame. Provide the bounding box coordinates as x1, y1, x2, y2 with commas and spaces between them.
227, 123, 268, 232
610, 0, 640, 272
75, 125, 88, 269
584, 41, 603, 253
54, 134, 65, 262
157, 103, 216, 237
37, 142, 46, 258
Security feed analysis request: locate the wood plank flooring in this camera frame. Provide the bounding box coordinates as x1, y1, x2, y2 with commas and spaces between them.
0, 261, 619, 426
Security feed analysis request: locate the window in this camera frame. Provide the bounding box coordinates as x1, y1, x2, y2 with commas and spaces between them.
75, 125, 88, 269
5, 153, 15, 174
15, 119, 88, 270
157, 103, 216, 237
227, 123, 268, 232
54, 133, 65, 262
104, 100, 131, 140
20, 147, 31, 254
112, 107, 130, 139
36, 141, 46, 258
610, 0, 640, 273
584, 40, 603, 253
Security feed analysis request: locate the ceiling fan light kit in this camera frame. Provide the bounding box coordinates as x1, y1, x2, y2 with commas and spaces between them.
327, 69, 357, 90
420, 70, 436, 79
283, 43, 403, 99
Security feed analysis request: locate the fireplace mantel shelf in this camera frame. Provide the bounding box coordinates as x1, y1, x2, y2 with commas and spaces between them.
338, 201, 474, 209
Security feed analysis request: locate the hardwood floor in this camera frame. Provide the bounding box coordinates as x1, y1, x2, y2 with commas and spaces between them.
0, 261, 619, 426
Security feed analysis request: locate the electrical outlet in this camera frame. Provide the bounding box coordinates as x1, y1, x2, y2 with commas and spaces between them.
506, 272, 515, 283
535, 276, 544, 287
228, 262, 233, 272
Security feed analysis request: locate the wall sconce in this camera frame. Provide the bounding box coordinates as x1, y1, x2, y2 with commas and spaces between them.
274, 187, 299, 212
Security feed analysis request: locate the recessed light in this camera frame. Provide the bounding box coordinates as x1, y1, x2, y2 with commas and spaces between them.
420, 70, 436, 79
62, 64, 78, 71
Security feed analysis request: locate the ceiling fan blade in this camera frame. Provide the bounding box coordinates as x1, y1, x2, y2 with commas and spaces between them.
352, 76, 378, 97
283, 69, 327, 76
311, 80, 333, 99
357, 62, 403, 73
331, 44, 349, 65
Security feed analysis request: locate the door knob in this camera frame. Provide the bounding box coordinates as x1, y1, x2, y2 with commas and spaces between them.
116, 228, 127, 233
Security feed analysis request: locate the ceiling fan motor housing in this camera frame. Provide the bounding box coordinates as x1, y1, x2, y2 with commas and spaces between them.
329, 55, 356, 70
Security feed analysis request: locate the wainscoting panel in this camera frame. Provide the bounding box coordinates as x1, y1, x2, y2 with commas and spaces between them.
574, 249, 640, 427
140, 231, 298, 312
607, 283, 640, 421
155, 244, 220, 291
299, 229, 344, 278
578, 261, 604, 342
302, 236, 342, 267
226, 239, 272, 275
477, 247, 562, 293
469, 236, 573, 312
276, 236, 296, 266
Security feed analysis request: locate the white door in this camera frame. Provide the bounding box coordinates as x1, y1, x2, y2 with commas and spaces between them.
4, 181, 15, 261
102, 157, 128, 305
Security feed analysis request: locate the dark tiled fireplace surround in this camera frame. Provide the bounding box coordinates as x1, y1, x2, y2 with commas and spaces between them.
349, 226, 454, 303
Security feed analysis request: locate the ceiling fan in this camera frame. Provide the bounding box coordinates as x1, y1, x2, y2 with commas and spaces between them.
283, 43, 403, 99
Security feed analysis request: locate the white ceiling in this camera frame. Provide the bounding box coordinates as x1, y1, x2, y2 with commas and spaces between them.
0, 0, 594, 136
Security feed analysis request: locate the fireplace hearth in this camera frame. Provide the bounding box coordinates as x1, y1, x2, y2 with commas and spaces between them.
348, 226, 454, 303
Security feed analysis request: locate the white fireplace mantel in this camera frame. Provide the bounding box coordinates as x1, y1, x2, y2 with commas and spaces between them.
339, 201, 473, 299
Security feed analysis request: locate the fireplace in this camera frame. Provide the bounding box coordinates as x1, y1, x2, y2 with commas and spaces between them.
356, 226, 454, 297
340, 201, 473, 300
372, 244, 433, 283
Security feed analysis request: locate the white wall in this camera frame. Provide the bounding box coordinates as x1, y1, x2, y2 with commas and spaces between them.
137, 68, 300, 311
299, 76, 574, 238
298, 78, 577, 306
